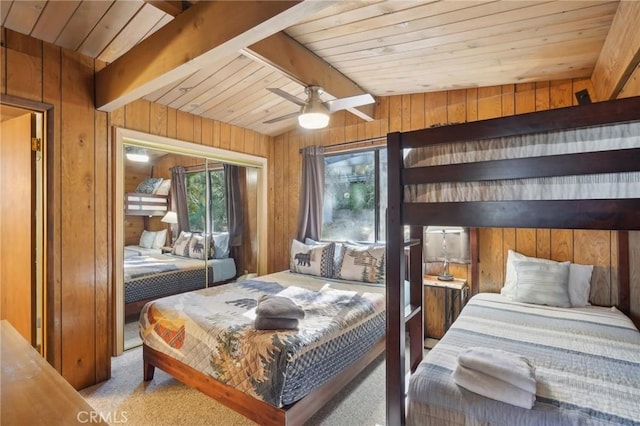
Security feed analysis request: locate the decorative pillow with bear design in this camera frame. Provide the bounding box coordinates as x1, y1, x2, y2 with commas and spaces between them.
289, 239, 335, 278
171, 231, 192, 257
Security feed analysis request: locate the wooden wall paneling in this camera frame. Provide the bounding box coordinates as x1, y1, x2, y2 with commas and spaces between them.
110, 106, 125, 128
574, 230, 612, 306
229, 124, 241, 152
515, 82, 536, 114
376, 95, 389, 122
211, 120, 221, 148
401, 94, 411, 131
536, 229, 551, 259
478, 228, 505, 293
244, 129, 255, 155
516, 229, 537, 257
5, 30, 42, 100
465, 88, 478, 122
619, 64, 640, 99
164, 106, 176, 139
477, 85, 502, 120
60, 49, 97, 389
219, 122, 231, 151
549, 79, 573, 108
267, 138, 276, 272
550, 229, 573, 261
289, 133, 300, 248
388, 95, 402, 132
447, 89, 466, 124
424, 92, 447, 127
410, 93, 424, 130
149, 99, 168, 137
270, 135, 284, 272
535, 81, 550, 111
176, 109, 194, 143
201, 117, 213, 147
42, 40, 62, 371
193, 114, 202, 145
124, 99, 150, 132
93, 106, 110, 383
501, 84, 515, 116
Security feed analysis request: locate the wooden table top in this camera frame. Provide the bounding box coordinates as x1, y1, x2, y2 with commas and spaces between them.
1, 320, 108, 425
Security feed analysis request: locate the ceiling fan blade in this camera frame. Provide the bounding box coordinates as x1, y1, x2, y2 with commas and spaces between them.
324, 93, 375, 113
263, 111, 299, 124
267, 88, 306, 107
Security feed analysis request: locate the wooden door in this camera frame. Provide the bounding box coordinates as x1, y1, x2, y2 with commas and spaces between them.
0, 111, 36, 344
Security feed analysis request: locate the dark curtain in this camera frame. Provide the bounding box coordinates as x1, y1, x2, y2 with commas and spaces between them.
224, 164, 244, 247
297, 145, 325, 242
170, 166, 190, 235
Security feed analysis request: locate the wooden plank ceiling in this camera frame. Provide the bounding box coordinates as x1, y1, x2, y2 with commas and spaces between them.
2, 0, 637, 137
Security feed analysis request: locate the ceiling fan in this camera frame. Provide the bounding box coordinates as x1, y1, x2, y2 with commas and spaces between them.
264, 86, 375, 129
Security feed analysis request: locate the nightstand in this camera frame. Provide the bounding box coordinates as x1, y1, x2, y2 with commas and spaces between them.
423, 275, 469, 337
160, 246, 172, 254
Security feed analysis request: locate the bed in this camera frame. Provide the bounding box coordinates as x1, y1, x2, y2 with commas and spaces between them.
385, 95, 640, 425
139, 269, 400, 425
407, 293, 640, 425
124, 253, 236, 317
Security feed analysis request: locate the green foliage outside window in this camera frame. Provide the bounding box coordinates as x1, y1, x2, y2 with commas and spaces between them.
186, 170, 227, 233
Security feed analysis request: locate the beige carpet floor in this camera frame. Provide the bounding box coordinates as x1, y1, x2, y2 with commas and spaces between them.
80, 346, 389, 426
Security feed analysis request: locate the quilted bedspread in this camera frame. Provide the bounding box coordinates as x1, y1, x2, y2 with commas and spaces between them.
407, 293, 640, 426
139, 273, 385, 407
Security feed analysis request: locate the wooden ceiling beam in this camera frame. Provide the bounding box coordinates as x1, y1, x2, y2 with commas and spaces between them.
96, 1, 333, 111
591, 1, 640, 100
144, 1, 188, 16
144, 0, 374, 121
242, 32, 375, 121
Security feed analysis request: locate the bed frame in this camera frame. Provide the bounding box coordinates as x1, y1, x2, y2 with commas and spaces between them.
124, 192, 169, 216
385, 95, 640, 426
143, 338, 385, 425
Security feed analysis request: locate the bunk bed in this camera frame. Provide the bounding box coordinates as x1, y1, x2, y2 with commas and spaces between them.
124, 192, 169, 216
385, 96, 640, 425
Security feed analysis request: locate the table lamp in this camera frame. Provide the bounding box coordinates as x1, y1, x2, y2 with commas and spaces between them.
426, 226, 464, 281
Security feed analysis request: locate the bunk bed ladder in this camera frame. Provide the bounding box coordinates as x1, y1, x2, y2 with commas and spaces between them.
386, 132, 423, 426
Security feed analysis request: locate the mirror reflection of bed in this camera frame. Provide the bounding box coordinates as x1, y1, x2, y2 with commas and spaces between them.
122, 146, 259, 350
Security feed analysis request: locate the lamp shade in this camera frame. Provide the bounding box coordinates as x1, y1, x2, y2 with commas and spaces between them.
161, 211, 178, 224
298, 96, 330, 129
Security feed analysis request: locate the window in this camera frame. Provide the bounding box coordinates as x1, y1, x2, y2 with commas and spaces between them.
322, 148, 387, 242
185, 169, 227, 233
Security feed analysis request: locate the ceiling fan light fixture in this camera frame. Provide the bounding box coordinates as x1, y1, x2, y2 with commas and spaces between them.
298, 97, 329, 129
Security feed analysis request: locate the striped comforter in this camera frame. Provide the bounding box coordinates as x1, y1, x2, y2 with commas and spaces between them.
407, 293, 640, 426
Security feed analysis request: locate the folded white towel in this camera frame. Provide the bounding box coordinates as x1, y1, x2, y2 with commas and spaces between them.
453, 364, 536, 409
458, 346, 536, 394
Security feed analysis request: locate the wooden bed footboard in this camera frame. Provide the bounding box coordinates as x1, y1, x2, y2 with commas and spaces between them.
142, 338, 385, 426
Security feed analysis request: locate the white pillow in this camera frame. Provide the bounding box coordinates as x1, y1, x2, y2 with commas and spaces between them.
290, 239, 335, 278
335, 243, 386, 283
139, 230, 156, 249
568, 263, 594, 307
152, 229, 167, 249
171, 231, 192, 257
212, 233, 230, 259
513, 260, 571, 307
501, 250, 569, 298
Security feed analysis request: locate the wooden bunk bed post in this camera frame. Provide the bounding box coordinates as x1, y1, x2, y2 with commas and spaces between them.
386, 131, 407, 426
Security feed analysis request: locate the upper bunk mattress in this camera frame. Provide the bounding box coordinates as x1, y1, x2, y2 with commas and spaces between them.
407, 293, 640, 426
139, 271, 385, 407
